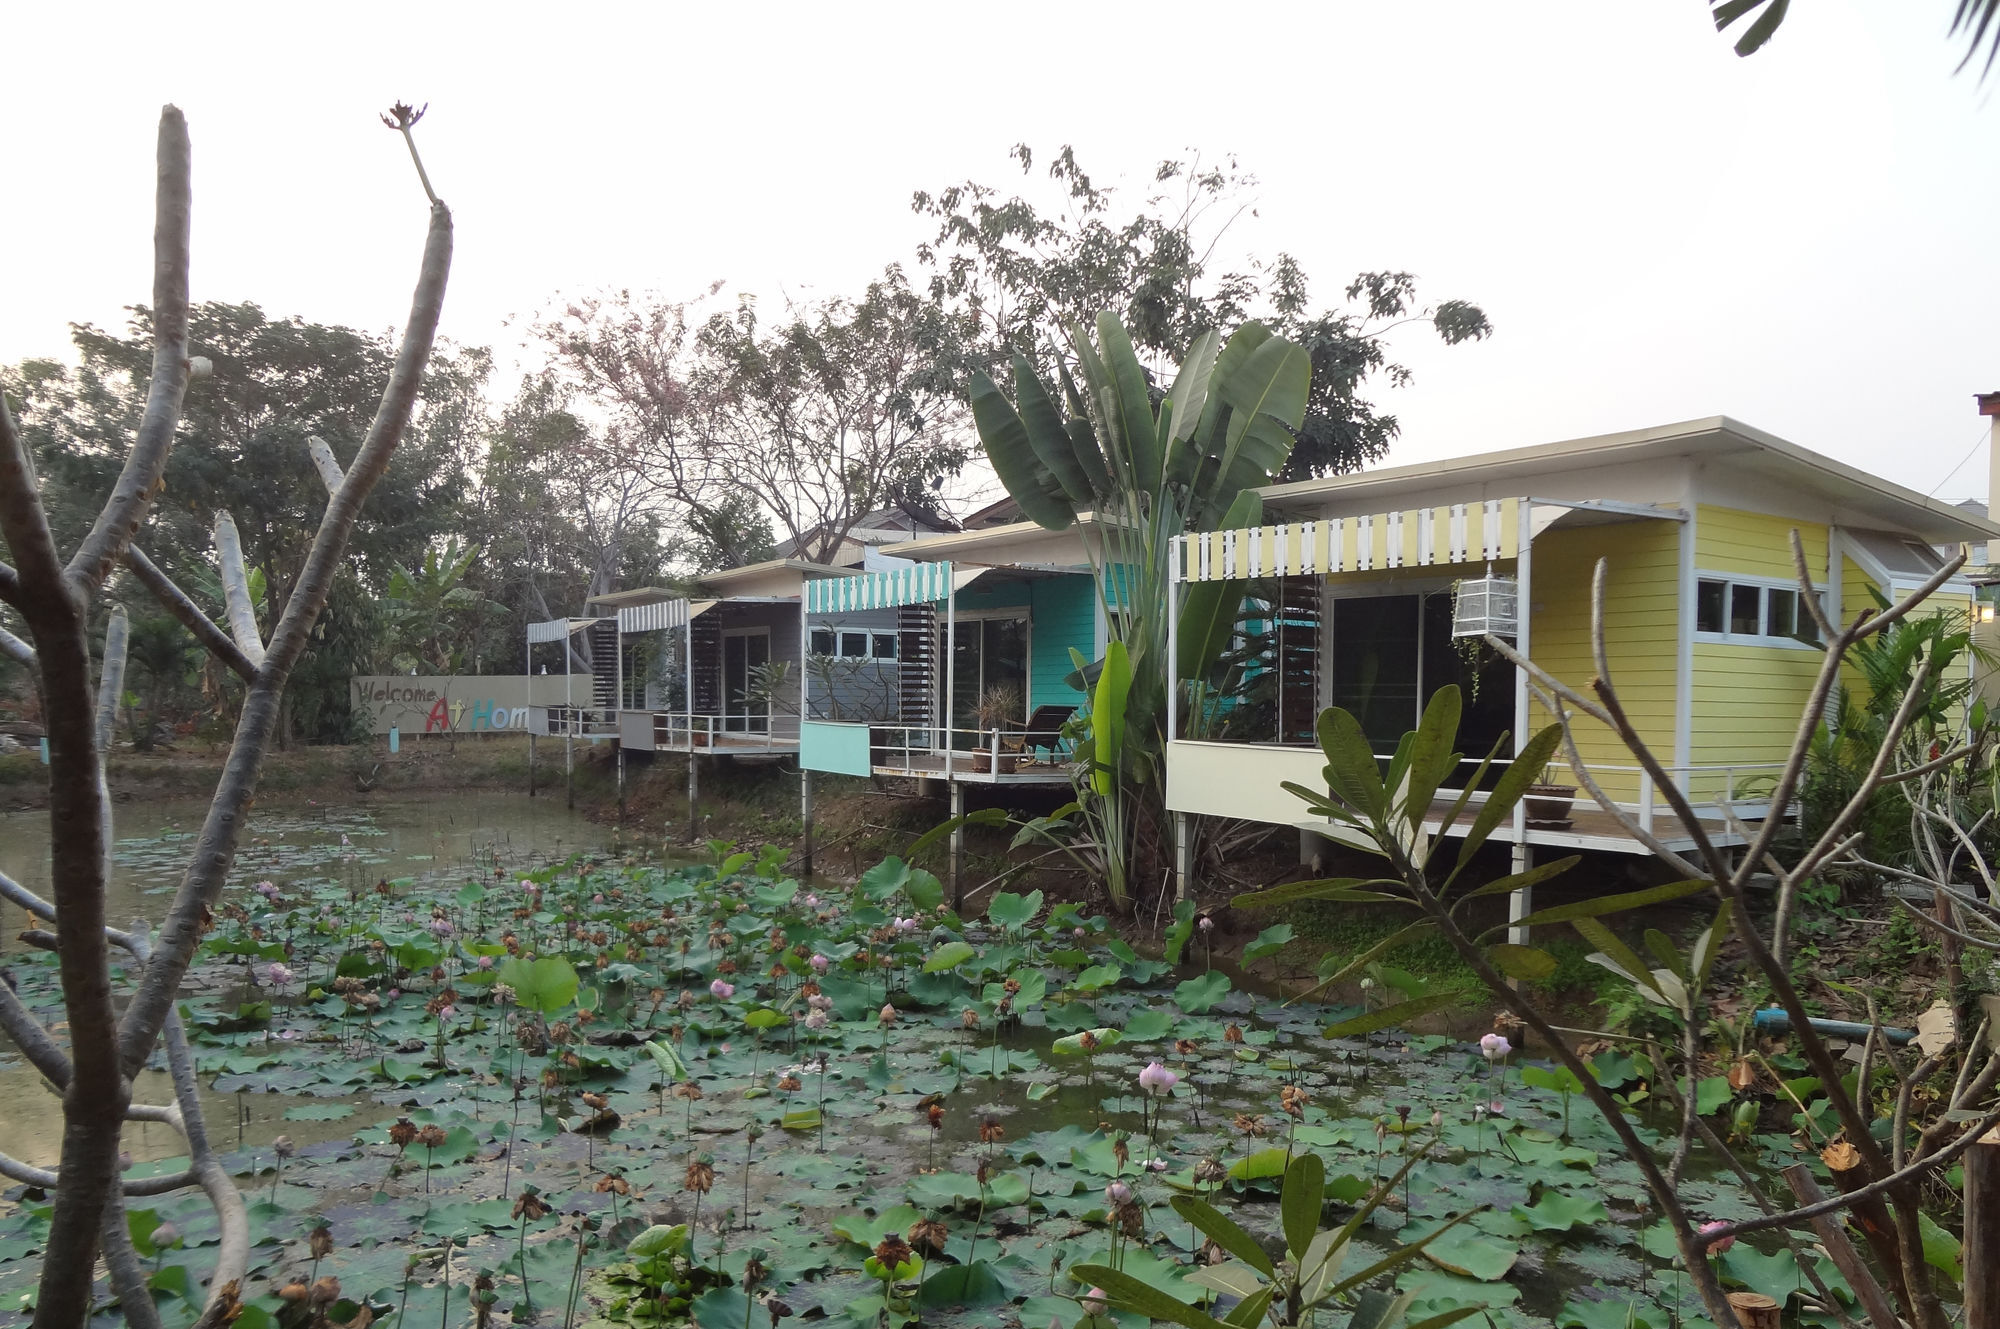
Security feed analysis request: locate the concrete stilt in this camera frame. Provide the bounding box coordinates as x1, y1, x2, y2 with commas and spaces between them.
687, 754, 701, 845
800, 769, 815, 878
1507, 842, 1534, 948
616, 743, 626, 823
949, 781, 966, 912
1174, 812, 1193, 904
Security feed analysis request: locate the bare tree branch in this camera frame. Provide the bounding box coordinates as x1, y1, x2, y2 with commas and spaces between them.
0, 622, 33, 667
119, 195, 453, 1077
306, 434, 344, 495
64, 107, 193, 599
210, 511, 266, 667
121, 546, 256, 681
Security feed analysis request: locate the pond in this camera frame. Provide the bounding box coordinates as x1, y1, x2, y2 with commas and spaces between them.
0, 816, 1887, 1329
0, 793, 613, 1169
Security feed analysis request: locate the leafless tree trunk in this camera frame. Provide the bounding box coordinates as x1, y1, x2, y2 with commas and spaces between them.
0, 103, 451, 1329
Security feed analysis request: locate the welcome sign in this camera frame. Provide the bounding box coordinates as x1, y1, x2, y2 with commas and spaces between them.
349, 676, 575, 735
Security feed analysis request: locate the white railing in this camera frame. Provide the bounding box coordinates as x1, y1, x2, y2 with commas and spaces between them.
541, 706, 620, 737
863, 724, 1074, 779
650, 711, 802, 752
1416, 757, 1791, 831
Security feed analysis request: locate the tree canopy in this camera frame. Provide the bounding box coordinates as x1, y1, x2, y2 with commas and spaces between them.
913, 146, 1491, 481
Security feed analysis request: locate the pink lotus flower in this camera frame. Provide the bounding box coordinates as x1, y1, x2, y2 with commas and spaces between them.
518, 879, 535, 891
263, 962, 295, 990
1082, 1288, 1108, 1316
1699, 1220, 1735, 1255
1138, 1061, 1179, 1095
810, 954, 829, 974
803, 893, 821, 909
1479, 1033, 1512, 1062
804, 1010, 829, 1030
710, 979, 735, 999
437, 1004, 456, 1022
1104, 1180, 1131, 1204
477, 955, 494, 970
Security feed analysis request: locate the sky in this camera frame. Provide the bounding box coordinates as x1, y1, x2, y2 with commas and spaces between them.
5, 1, 1998, 509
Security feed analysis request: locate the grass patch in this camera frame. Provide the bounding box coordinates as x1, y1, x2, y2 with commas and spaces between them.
1292, 901, 1600, 998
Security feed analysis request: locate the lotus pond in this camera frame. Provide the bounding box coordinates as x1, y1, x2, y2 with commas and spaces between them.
0, 815, 1886, 1329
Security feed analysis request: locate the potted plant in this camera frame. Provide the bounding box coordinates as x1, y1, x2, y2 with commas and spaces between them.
972, 682, 1025, 774
1524, 762, 1576, 828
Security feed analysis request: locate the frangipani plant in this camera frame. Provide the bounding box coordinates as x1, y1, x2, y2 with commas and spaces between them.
1071, 1149, 1479, 1329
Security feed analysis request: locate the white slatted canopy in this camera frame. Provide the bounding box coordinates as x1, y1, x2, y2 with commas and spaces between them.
526, 617, 599, 644
1175, 500, 1524, 584
616, 598, 721, 633
805, 561, 954, 613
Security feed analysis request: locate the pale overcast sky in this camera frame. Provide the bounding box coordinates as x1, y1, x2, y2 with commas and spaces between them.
5, 2, 1996, 504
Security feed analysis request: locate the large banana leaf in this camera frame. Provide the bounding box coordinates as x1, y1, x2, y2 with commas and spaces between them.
1012, 353, 1096, 507
1094, 313, 1164, 494
1177, 491, 1263, 682
1212, 334, 1310, 495
1090, 640, 1132, 797
968, 370, 1074, 529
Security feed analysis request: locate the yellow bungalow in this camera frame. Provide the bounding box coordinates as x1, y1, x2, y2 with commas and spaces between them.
1163, 416, 1994, 911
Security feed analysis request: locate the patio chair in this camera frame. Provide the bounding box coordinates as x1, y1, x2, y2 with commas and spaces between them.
1007, 706, 1076, 760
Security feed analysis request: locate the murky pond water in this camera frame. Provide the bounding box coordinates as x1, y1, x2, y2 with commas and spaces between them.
0, 793, 612, 1168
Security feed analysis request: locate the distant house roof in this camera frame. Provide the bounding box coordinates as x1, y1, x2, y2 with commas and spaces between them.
769, 505, 962, 564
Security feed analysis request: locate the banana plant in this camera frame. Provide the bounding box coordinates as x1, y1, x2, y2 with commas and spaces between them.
968, 314, 1309, 910
1070, 1149, 1481, 1329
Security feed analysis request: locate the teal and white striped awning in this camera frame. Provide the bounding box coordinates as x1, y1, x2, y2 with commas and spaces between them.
805, 562, 954, 614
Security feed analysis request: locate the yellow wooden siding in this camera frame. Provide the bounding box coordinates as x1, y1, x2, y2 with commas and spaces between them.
1526, 521, 1681, 802
1687, 643, 1819, 801
1697, 505, 1828, 581
1677, 509, 1833, 802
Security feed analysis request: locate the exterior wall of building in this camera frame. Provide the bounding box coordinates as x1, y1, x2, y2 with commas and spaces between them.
1527, 520, 1684, 802
953, 574, 1097, 714
1685, 506, 1832, 802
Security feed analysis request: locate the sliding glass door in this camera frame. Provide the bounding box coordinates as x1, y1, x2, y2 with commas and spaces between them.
944, 615, 1029, 745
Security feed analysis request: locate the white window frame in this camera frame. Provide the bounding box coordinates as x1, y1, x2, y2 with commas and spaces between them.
838, 630, 870, 659
1693, 570, 1826, 650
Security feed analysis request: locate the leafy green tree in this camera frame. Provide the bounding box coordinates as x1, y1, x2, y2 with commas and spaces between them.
379, 538, 503, 674
8, 301, 487, 736
914, 147, 1489, 481
536, 268, 983, 569
460, 373, 671, 669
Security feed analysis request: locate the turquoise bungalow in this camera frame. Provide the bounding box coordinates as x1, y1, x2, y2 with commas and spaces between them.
796, 521, 1105, 789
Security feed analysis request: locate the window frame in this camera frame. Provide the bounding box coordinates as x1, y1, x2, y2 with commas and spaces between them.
1693, 570, 1826, 650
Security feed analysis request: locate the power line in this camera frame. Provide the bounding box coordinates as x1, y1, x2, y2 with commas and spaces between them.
1928, 422, 1994, 499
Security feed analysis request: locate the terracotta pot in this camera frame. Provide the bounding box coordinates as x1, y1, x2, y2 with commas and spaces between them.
972, 751, 994, 774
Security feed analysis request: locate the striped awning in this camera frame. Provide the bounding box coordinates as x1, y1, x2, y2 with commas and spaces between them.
526, 617, 598, 644
616, 598, 719, 633
805, 561, 954, 614
1176, 499, 1522, 584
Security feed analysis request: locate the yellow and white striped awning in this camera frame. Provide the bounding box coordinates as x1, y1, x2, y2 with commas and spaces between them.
1175, 499, 1522, 584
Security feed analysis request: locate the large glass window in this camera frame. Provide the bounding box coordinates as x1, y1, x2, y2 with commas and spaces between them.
1331, 596, 1421, 748
947, 615, 1029, 742
1696, 575, 1823, 645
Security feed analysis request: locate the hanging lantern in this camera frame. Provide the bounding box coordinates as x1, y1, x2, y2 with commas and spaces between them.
1452, 571, 1519, 640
